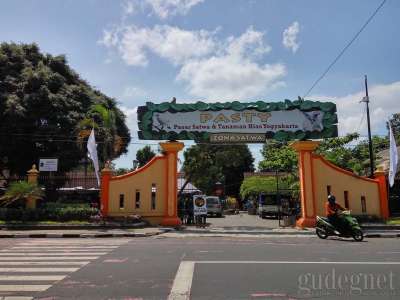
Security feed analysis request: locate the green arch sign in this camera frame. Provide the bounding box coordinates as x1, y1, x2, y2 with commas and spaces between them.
137, 100, 338, 142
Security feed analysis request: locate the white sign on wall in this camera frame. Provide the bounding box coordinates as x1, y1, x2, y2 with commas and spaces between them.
39, 158, 58, 172
193, 195, 208, 216
152, 109, 325, 134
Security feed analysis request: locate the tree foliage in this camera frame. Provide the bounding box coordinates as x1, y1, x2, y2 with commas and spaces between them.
0, 43, 130, 175
389, 113, 400, 143
182, 144, 254, 197
136, 145, 156, 168
0, 181, 44, 207
258, 133, 390, 177
240, 176, 286, 199
258, 141, 298, 173
316, 133, 389, 175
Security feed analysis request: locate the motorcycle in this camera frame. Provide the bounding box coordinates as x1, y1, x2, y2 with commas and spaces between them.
316, 210, 364, 241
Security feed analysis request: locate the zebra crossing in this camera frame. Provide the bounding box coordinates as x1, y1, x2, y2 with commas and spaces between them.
0, 239, 129, 300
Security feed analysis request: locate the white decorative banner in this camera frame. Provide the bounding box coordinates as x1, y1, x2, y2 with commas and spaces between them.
152, 109, 324, 134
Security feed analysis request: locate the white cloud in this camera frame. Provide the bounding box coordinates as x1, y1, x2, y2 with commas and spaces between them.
145, 0, 204, 19
105, 25, 216, 66
177, 56, 286, 100
121, 0, 203, 19
312, 81, 400, 136
177, 27, 286, 99
283, 21, 300, 53
122, 0, 136, 16
226, 27, 271, 58
102, 25, 286, 100
120, 106, 138, 137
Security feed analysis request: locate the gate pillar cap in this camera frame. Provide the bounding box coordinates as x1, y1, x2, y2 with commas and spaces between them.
101, 160, 113, 174
160, 142, 184, 153
290, 140, 320, 152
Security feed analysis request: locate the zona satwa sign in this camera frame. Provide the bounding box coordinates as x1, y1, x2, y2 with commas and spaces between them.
137, 100, 338, 142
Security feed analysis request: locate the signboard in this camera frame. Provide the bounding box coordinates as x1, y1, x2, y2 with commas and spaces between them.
137, 100, 338, 142
39, 158, 58, 172
193, 195, 207, 216
210, 133, 266, 143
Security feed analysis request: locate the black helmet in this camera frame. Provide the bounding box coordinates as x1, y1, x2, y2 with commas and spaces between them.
328, 194, 336, 203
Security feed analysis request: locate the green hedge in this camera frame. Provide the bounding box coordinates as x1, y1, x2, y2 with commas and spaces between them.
0, 203, 98, 222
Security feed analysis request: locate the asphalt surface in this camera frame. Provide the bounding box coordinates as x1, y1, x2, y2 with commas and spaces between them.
206, 213, 279, 229
0, 235, 399, 299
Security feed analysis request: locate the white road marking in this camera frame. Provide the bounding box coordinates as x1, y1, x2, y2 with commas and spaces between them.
0, 268, 79, 272
0, 275, 66, 281
0, 257, 98, 260
9, 246, 118, 250
0, 240, 126, 299
195, 260, 400, 265
0, 252, 107, 256
169, 260, 400, 299
168, 261, 195, 300
0, 297, 33, 300
17, 242, 127, 245
0, 285, 51, 292
0, 261, 89, 266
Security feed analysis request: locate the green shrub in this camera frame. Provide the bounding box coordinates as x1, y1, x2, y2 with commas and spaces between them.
0, 202, 98, 222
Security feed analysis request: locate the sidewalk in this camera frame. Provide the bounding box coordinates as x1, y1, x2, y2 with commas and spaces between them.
0, 227, 172, 238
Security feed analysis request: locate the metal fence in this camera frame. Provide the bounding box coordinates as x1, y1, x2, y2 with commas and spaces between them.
38, 172, 99, 190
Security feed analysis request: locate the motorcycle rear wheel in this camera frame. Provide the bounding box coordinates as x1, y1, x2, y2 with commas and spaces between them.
352, 229, 364, 242
316, 228, 328, 239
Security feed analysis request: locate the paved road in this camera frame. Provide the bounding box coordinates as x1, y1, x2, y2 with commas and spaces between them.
0, 236, 399, 299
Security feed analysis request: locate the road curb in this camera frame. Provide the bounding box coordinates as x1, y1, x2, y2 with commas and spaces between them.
365, 233, 400, 238
170, 229, 400, 238
0, 222, 148, 231
0, 229, 171, 238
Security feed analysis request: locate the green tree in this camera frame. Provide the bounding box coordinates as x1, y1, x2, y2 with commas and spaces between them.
0, 42, 130, 175
240, 175, 298, 200
389, 113, 400, 143
350, 135, 389, 176
258, 133, 389, 177
258, 141, 298, 173
136, 145, 156, 168
182, 144, 254, 197
0, 181, 44, 207
315, 133, 360, 172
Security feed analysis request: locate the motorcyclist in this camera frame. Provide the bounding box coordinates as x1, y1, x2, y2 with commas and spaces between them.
325, 195, 346, 232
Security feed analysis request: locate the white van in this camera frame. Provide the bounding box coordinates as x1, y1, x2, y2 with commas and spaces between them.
205, 196, 223, 217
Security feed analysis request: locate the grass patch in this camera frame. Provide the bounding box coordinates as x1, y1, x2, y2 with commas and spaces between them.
387, 218, 400, 225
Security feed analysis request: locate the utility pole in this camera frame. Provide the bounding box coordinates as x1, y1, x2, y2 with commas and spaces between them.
362, 75, 375, 178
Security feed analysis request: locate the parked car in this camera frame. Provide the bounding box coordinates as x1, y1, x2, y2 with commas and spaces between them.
258, 193, 279, 218
206, 196, 223, 217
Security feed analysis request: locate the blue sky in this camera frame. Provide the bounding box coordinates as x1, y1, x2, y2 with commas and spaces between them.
1, 0, 399, 169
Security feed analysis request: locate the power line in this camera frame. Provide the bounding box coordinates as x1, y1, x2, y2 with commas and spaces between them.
355, 104, 367, 133
303, 0, 387, 97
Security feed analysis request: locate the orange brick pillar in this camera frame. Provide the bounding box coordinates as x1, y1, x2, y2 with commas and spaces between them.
160, 141, 184, 226
375, 170, 389, 220
100, 162, 112, 216
291, 141, 320, 228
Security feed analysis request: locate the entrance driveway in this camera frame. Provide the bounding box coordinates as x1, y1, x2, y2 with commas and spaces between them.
207, 211, 280, 230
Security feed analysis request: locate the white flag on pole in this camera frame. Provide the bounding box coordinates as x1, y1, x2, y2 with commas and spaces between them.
87, 129, 100, 187
389, 122, 398, 187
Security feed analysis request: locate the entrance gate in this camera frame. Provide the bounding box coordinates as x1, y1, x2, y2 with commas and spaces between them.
99, 99, 389, 227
